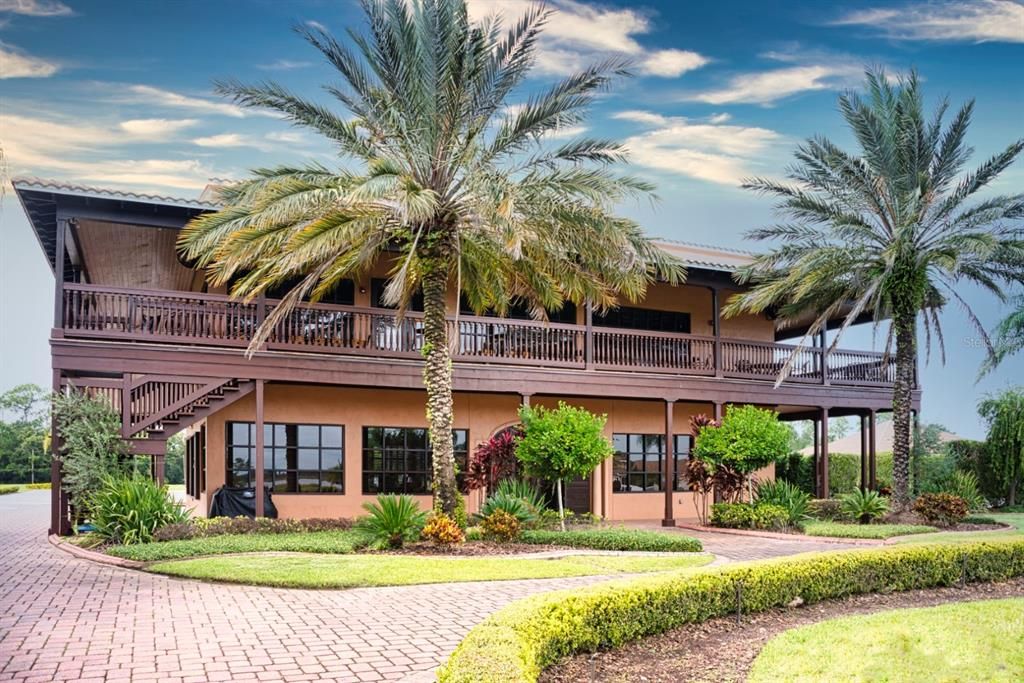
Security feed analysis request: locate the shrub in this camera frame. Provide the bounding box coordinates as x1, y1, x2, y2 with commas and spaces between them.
494, 479, 548, 514
963, 515, 999, 525
755, 480, 811, 527
710, 502, 789, 530
808, 498, 845, 521
694, 405, 790, 500
422, 513, 465, 547
913, 493, 969, 527
465, 427, 522, 491
90, 474, 189, 545
151, 516, 353, 541
934, 471, 987, 512
25, 482, 51, 490
947, 439, 1004, 502
480, 509, 522, 543
0, 485, 19, 495
839, 489, 889, 524
529, 508, 598, 531
478, 490, 537, 525
355, 494, 428, 549
520, 529, 702, 553
439, 540, 1024, 682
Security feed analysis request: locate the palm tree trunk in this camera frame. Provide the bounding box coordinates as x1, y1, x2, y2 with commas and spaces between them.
421, 253, 458, 517
891, 308, 917, 511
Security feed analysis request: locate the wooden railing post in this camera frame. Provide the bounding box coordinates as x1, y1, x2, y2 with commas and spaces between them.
710, 288, 722, 378
584, 302, 594, 370
819, 330, 830, 385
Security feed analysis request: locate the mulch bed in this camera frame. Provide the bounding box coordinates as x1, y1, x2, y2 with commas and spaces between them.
541, 577, 1024, 683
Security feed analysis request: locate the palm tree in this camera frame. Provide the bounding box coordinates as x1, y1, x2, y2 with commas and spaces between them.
724, 70, 1024, 510
178, 0, 681, 516
981, 295, 1024, 376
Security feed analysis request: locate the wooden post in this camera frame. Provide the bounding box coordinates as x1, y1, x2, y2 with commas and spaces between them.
819, 330, 830, 386
254, 379, 265, 517
520, 393, 531, 408
711, 288, 722, 378
50, 369, 70, 536
153, 451, 165, 486
868, 410, 877, 490
662, 399, 675, 527
860, 413, 869, 492
820, 407, 830, 497
53, 218, 67, 331
713, 401, 723, 421
584, 302, 594, 370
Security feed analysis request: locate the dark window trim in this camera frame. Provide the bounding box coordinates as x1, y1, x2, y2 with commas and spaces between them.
362, 426, 469, 495
612, 433, 695, 494
226, 421, 345, 494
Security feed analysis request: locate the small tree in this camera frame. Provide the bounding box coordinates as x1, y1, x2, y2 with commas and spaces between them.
979, 389, 1024, 507
515, 402, 612, 531
693, 405, 790, 501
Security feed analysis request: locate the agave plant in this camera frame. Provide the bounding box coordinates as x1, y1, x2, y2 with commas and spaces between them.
356, 494, 429, 549
840, 489, 890, 525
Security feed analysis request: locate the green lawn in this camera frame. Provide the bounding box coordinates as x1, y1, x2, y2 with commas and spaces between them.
802, 520, 938, 539
749, 598, 1024, 682
893, 513, 1024, 545
147, 552, 712, 588
106, 530, 361, 561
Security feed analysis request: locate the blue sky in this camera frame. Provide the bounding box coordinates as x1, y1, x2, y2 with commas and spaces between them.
0, 0, 1022, 437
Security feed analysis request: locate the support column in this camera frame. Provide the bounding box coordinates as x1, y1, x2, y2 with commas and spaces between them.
584, 302, 594, 370
153, 451, 166, 486
869, 410, 878, 490
859, 413, 869, 492
254, 379, 266, 517
713, 401, 723, 421
53, 218, 67, 331
662, 399, 675, 527
812, 415, 820, 497
710, 288, 722, 378
819, 407, 830, 497
50, 370, 70, 536
520, 393, 531, 408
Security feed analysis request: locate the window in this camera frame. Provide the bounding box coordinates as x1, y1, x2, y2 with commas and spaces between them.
596, 306, 690, 333
362, 427, 469, 494
371, 278, 424, 312
184, 427, 206, 499
459, 295, 577, 324
266, 278, 355, 305
612, 433, 695, 493
226, 422, 344, 493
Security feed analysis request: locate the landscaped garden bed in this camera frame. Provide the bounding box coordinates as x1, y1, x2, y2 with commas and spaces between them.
541, 576, 1024, 683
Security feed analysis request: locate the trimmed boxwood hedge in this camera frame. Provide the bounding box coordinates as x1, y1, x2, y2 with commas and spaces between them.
438, 539, 1024, 682
519, 529, 702, 553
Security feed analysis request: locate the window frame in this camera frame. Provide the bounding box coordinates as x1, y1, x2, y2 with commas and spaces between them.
612, 433, 695, 494
226, 421, 345, 494
362, 426, 469, 495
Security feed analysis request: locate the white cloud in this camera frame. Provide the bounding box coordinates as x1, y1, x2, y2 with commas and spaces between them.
265, 130, 308, 144
119, 118, 199, 138
615, 110, 782, 185
305, 19, 328, 32
193, 131, 313, 152
257, 59, 313, 71
115, 84, 249, 118
544, 124, 588, 139
833, 0, 1024, 43
688, 64, 862, 105
708, 112, 731, 124
0, 0, 72, 16
193, 133, 250, 148
0, 42, 59, 78
467, 0, 709, 78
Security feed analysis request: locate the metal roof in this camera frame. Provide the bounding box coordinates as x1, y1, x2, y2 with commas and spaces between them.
12, 177, 219, 211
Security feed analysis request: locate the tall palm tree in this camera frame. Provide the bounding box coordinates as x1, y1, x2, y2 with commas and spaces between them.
178, 0, 681, 516
724, 70, 1024, 510
981, 295, 1024, 376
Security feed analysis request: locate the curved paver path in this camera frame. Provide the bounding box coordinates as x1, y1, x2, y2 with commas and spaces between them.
0, 492, 859, 682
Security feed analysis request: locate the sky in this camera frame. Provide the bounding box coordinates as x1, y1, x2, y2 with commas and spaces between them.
0, 0, 1022, 438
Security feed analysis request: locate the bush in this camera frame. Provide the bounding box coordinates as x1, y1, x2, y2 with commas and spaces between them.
422, 513, 465, 546
480, 509, 522, 543
776, 452, 895, 496
478, 490, 537, 525
529, 509, 599, 531
755, 480, 811, 527
710, 502, 789, 530
90, 475, 189, 545
694, 406, 790, 500
0, 485, 19, 495
465, 427, 522, 492
802, 521, 937, 539
839, 489, 889, 524
439, 540, 1024, 682
913, 493, 969, 528
808, 498, 845, 521
947, 440, 1005, 503
151, 516, 353, 542
933, 471, 987, 512
25, 482, 51, 490
963, 515, 999, 525
355, 494, 428, 549
520, 529, 702, 553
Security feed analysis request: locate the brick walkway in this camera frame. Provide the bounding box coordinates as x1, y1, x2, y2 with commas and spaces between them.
0, 492, 859, 682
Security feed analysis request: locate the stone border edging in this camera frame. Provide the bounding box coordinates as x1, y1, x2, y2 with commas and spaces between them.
48, 534, 145, 569
675, 524, 882, 545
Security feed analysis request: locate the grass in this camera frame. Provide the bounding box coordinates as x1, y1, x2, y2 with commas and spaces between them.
106, 530, 361, 561
520, 528, 703, 552
748, 598, 1024, 682
894, 513, 1024, 545
802, 520, 937, 539
147, 552, 712, 588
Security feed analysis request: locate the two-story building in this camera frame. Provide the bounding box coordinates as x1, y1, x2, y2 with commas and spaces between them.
14, 178, 919, 535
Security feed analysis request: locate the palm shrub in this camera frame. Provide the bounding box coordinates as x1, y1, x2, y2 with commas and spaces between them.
90, 474, 189, 545
840, 489, 889, 525
493, 479, 547, 513
725, 69, 1024, 511
755, 479, 811, 527
356, 494, 429, 549
477, 489, 537, 526
177, 0, 682, 518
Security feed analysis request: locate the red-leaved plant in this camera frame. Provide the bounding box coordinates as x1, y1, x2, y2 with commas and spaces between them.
464, 426, 523, 492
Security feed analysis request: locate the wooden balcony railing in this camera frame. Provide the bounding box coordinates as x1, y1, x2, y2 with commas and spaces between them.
60, 284, 899, 387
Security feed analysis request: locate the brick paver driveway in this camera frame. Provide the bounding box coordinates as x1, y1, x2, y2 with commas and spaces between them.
0, 491, 858, 682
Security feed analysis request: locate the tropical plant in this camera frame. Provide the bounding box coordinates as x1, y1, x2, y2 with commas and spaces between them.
978, 388, 1024, 506
479, 509, 522, 543
927, 470, 987, 512
693, 405, 790, 500
755, 479, 811, 526
52, 389, 131, 516
421, 513, 465, 546
89, 474, 189, 545
515, 402, 612, 531
356, 494, 429, 549
981, 295, 1024, 376
464, 427, 522, 492
176, 0, 681, 517
710, 502, 789, 530
492, 478, 547, 514
476, 487, 539, 525
724, 70, 1024, 511
840, 489, 889, 525
913, 492, 969, 527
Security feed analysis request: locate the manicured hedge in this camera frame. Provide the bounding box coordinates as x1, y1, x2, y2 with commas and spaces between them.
438, 539, 1024, 682
519, 529, 702, 553
0, 485, 19, 495
24, 482, 51, 490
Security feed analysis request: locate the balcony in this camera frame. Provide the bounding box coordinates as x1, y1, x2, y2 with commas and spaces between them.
59, 284, 898, 387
